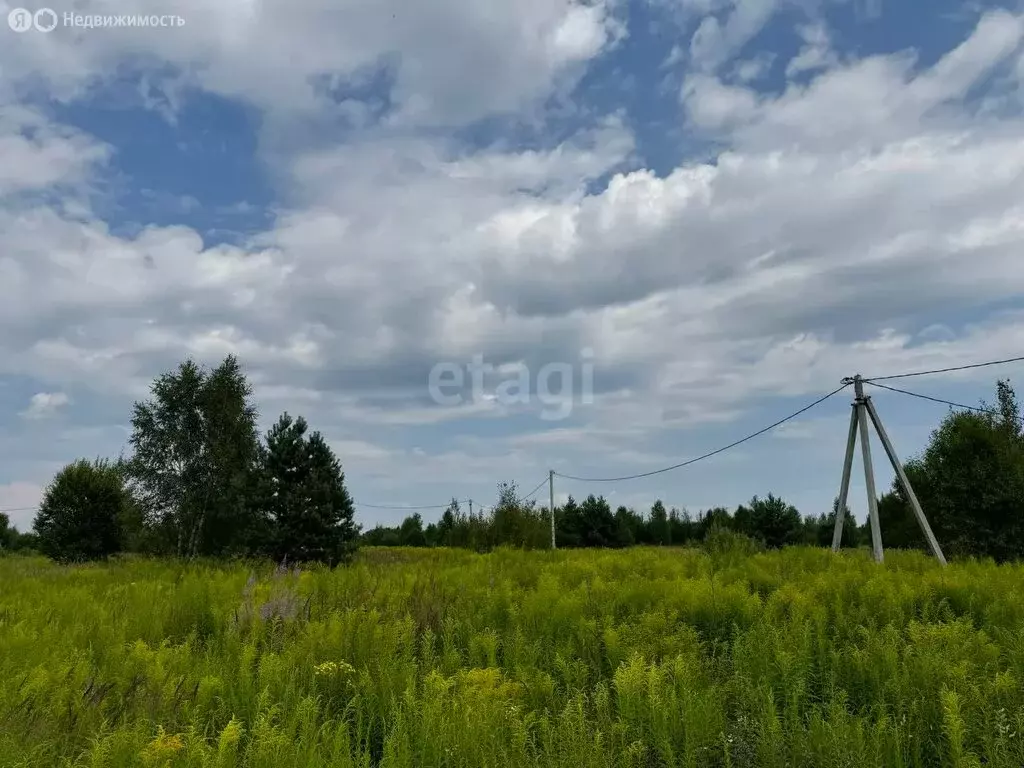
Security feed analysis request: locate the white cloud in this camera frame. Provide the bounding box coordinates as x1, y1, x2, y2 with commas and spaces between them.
684, 9, 1024, 151
733, 52, 775, 82
0, 106, 110, 197
20, 392, 70, 420
0, 0, 622, 126
689, 0, 782, 72
785, 21, 838, 78
5, 12, 1024, 416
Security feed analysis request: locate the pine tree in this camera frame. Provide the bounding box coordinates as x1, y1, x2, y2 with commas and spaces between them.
649, 500, 670, 545
259, 413, 359, 566
579, 494, 615, 547
399, 513, 427, 547
746, 494, 802, 549
438, 502, 458, 546
557, 495, 583, 547
613, 506, 636, 547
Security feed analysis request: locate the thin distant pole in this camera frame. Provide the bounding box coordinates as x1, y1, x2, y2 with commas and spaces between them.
549, 470, 556, 550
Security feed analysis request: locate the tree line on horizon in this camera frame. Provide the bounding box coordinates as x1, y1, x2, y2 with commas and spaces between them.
1, 359, 1022, 564
360, 490, 859, 551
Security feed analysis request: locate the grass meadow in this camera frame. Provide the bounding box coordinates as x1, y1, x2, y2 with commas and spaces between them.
1, 545, 1024, 767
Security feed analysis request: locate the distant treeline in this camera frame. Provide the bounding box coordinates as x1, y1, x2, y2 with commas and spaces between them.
361, 488, 859, 551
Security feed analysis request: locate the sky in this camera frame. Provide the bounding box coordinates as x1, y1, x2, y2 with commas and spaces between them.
1, 0, 1024, 533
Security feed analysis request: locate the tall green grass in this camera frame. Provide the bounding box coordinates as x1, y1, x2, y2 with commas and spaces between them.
1, 546, 1023, 766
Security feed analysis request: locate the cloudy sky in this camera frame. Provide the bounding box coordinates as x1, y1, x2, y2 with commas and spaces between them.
2, 0, 1023, 533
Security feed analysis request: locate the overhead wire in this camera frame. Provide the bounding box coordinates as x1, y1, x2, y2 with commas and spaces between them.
553, 382, 852, 483
521, 477, 549, 502
355, 499, 467, 511
865, 381, 997, 414
861, 354, 1024, 383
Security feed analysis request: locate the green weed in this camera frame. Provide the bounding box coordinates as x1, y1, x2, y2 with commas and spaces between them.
1, 546, 1023, 766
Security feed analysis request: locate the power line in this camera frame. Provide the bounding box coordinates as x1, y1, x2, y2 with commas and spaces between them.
355, 499, 466, 511
0, 506, 37, 513
521, 477, 549, 502
358, 476, 549, 514
865, 381, 997, 414
862, 354, 1024, 383
553, 382, 851, 483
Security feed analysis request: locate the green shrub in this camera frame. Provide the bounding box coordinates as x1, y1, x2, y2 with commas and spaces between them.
33, 458, 128, 563
702, 524, 764, 558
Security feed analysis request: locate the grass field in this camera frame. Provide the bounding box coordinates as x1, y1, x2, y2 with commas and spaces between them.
2, 546, 1023, 767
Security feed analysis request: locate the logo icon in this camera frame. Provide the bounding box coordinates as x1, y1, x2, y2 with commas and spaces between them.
33, 7, 57, 31
7, 7, 33, 31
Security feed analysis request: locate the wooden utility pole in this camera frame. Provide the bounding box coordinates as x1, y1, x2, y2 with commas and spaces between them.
832, 375, 946, 565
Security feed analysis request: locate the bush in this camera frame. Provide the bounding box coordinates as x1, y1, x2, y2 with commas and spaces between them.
702, 524, 764, 559
735, 493, 802, 549
33, 458, 128, 563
